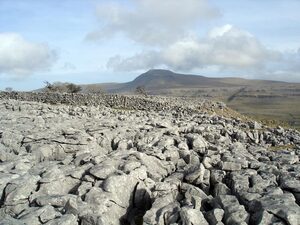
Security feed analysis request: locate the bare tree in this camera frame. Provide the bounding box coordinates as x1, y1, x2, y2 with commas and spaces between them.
44, 81, 55, 92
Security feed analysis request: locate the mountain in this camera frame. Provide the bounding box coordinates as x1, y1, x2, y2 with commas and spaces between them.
82, 69, 287, 94
35, 69, 300, 130
83, 69, 221, 93
122, 69, 221, 90
81, 69, 300, 130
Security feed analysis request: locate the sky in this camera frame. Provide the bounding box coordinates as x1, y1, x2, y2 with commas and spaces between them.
0, 0, 300, 91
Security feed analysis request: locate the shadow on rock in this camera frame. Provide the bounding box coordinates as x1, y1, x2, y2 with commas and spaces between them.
121, 187, 152, 225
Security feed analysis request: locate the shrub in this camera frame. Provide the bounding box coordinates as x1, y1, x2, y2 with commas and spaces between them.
44, 81, 82, 93
135, 86, 147, 97
66, 83, 82, 93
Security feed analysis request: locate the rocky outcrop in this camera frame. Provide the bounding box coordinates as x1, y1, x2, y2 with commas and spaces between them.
0, 95, 299, 225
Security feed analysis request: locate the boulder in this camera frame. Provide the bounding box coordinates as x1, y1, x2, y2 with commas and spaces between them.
219, 162, 241, 171
180, 207, 209, 225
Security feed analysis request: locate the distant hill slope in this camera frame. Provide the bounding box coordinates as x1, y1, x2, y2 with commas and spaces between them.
82, 69, 288, 94
122, 69, 224, 90
83, 69, 223, 93
37, 69, 300, 129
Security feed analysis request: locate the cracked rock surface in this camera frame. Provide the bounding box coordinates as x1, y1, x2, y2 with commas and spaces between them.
0, 97, 300, 225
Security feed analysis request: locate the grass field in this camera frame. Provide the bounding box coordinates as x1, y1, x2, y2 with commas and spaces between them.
221, 96, 300, 130
152, 85, 300, 131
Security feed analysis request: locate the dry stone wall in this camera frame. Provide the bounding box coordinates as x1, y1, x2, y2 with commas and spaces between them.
0, 92, 223, 113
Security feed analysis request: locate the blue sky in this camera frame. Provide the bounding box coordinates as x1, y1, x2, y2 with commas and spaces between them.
0, 0, 299, 90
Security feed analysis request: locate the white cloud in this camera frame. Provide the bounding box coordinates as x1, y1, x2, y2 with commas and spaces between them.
0, 33, 57, 76
107, 51, 162, 71
108, 25, 280, 71
262, 49, 300, 81
88, 1, 299, 82
87, 0, 220, 46
208, 24, 234, 38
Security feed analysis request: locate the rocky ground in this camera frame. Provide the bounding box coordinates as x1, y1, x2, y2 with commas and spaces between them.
0, 95, 299, 225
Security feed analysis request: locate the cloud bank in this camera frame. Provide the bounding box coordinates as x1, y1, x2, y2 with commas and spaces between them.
88, 0, 299, 81
0, 33, 57, 77
87, 0, 220, 46
108, 25, 280, 71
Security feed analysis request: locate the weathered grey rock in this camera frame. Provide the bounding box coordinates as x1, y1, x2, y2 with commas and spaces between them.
233, 130, 247, 142
279, 173, 300, 193
18, 205, 59, 224
37, 176, 80, 196
76, 181, 93, 197
238, 192, 262, 212
252, 193, 300, 225
273, 154, 299, 164
64, 198, 79, 215
0, 216, 27, 225
219, 161, 242, 171
163, 146, 180, 162
202, 156, 213, 169
143, 194, 178, 225
249, 121, 262, 130
181, 183, 208, 200
180, 207, 209, 225
205, 208, 224, 225
213, 183, 231, 197
213, 195, 249, 225
0, 95, 300, 225
33, 144, 66, 162
228, 172, 250, 194
40, 207, 59, 223
178, 141, 189, 151
80, 214, 116, 225
0, 173, 20, 204
186, 134, 208, 154
89, 163, 117, 179
81, 188, 125, 225
133, 152, 170, 181
153, 202, 181, 225
210, 170, 226, 185
185, 163, 206, 185
34, 194, 77, 207
252, 209, 285, 225
4, 174, 39, 206
121, 160, 141, 173
45, 214, 77, 225
102, 174, 139, 207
